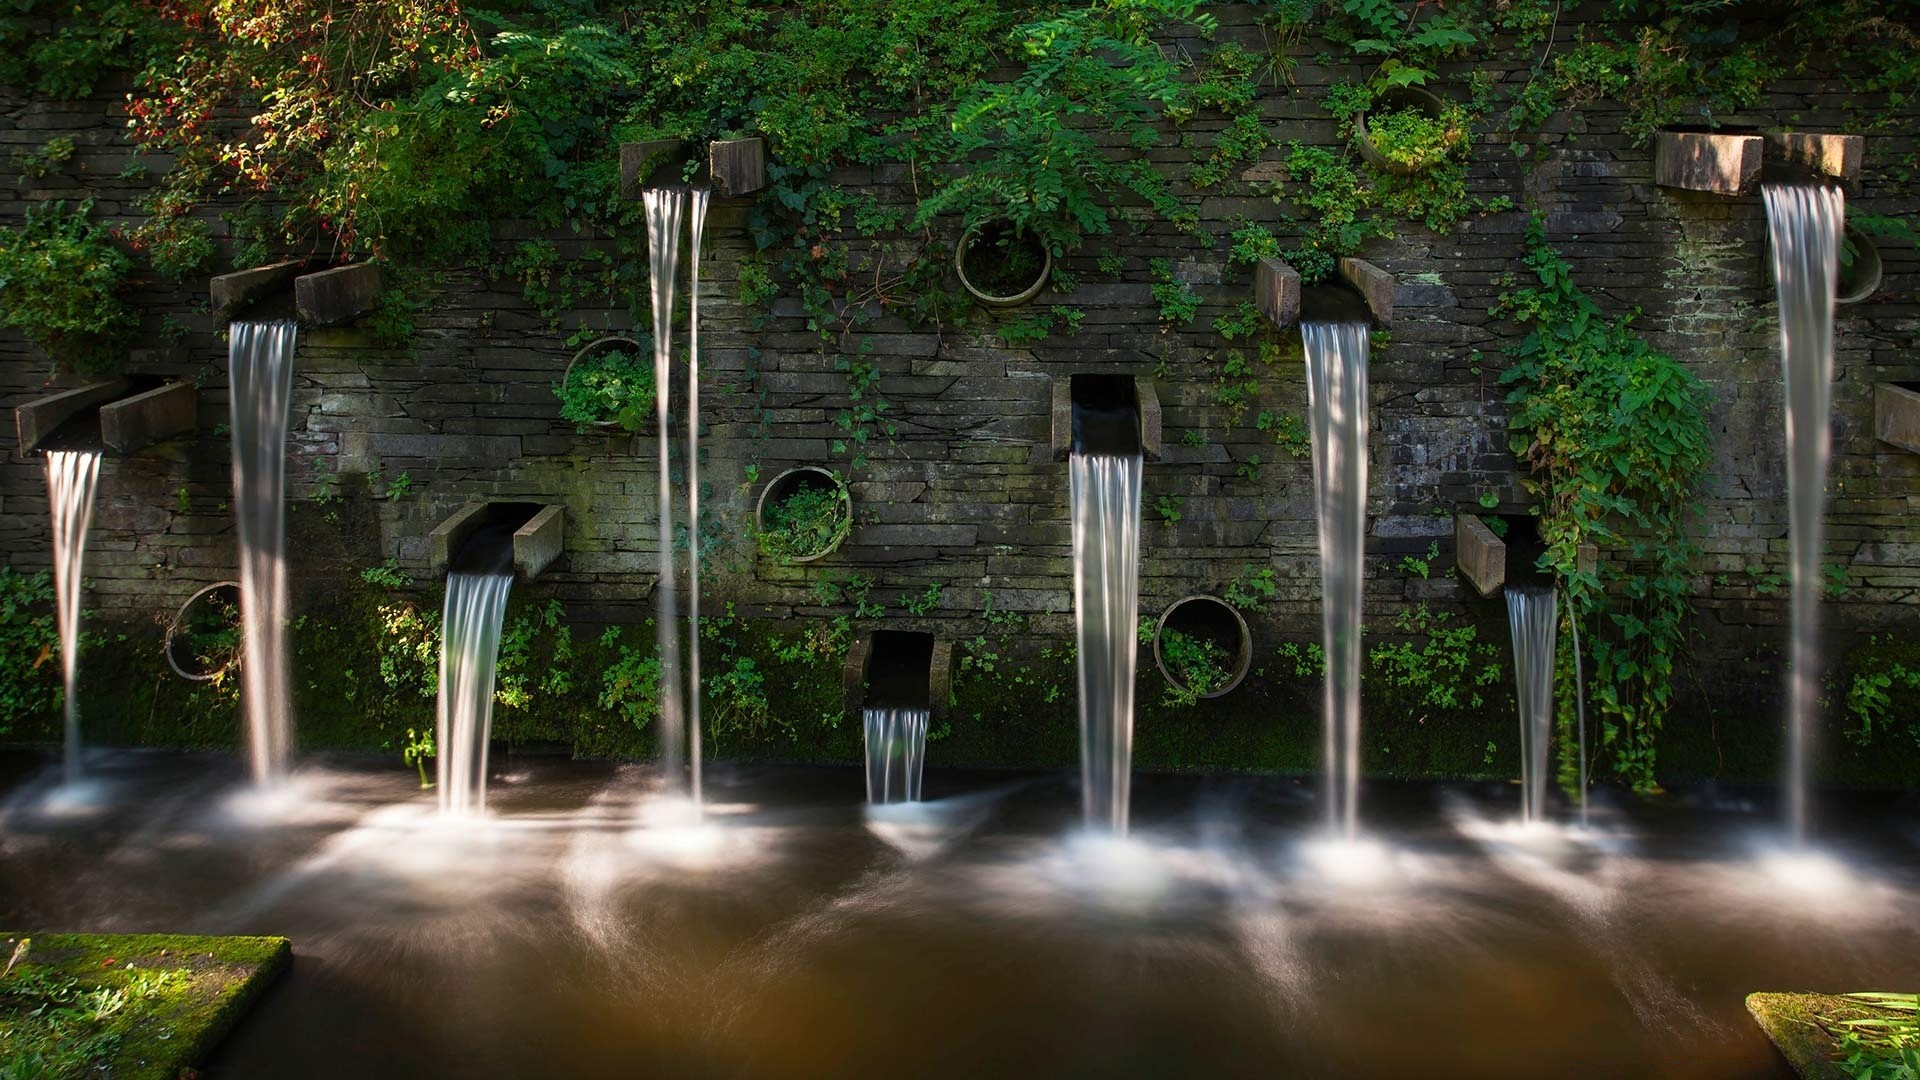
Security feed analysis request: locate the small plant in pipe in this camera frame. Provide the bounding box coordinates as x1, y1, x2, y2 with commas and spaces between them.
912, 0, 1205, 258
0, 199, 136, 377
757, 478, 852, 563
557, 344, 656, 432
175, 591, 244, 686
1158, 628, 1231, 708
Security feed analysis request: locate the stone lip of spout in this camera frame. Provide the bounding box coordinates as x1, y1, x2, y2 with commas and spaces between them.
427, 501, 566, 581
210, 260, 383, 327
1454, 511, 1596, 599
1050, 374, 1163, 463
843, 630, 953, 722
14, 376, 197, 457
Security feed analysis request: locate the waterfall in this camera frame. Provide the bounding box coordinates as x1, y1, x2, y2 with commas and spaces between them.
1303, 321, 1370, 837
1763, 183, 1843, 843
686, 188, 710, 807
1506, 584, 1557, 823
642, 187, 711, 806
863, 707, 929, 804
643, 190, 687, 798
1069, 451, 1142, 833
46, 449, 101, 786
229, 320, 298, 785
436, 546, 513, 816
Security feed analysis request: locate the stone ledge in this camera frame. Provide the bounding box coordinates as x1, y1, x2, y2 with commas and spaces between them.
209, 260, 304, 322
294, 263, 382, 327
1456, 513, 1506, 598
99, 381, 196, 454
1765, 131, 1864, 181
619, 139, 689, 197
428, 501, 565, 580
14, 378, 129, 454
710, 137, 767, 197
1337, 257, 1394, 327
1875, 383, 1920, 454
1654, 129, 1763, 195
1255, 258, 1301, 329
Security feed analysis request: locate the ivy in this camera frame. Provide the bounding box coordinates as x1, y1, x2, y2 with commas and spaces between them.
0, 567, 58, 737
1496, 217, 1713, 794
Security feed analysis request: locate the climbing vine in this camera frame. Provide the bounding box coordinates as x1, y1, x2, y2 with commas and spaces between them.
1496, 218, 1713, 794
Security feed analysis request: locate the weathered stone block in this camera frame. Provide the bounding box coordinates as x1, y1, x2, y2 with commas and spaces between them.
1874, 383, 1920, 455
1766, 131, 1864, 180
619, 139, 687, 197
710, 137, 767, 197
1654, 130, 1763, 195
1049, 375, 1163, 462
1456, 513, 1505, 598
294, 263, 382, 327
14, 379, 129, 453
1337, 257, 1394, 327
513, 503, 566, 580
98, 381, 196, 454
1256, 258, 1301, 329
209, 260, 304, 321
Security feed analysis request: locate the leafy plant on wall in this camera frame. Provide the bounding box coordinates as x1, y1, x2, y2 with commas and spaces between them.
0, 200, 136, 377
1496, 218, 1713, 796
0, 568, 59, 737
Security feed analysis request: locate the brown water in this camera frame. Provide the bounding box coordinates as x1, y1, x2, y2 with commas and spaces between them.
1, 751, 1915, 1078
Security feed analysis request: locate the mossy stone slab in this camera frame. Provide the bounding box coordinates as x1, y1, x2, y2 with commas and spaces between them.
1, 931, 291, 1080
1746, 991, 1883, 1080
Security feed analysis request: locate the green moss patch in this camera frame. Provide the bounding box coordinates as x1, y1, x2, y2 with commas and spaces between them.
1746, 991, 1919, 1080
0, 931, 290, 1079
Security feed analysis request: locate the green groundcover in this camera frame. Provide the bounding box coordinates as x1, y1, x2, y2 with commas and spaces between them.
0, 932, 290, 1079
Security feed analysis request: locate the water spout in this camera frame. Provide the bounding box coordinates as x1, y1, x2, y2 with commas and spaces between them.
863, 707, 929, 804
228, 320, 298, 785
46, 449, 100, 786
437, 548, 513, 816
1506, 584, 1557, 824
1762, 182, 1843, 844
1303, 321, 1370, 837
1069, 388, 1143, 833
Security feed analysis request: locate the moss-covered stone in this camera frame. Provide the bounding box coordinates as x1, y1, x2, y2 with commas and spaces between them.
1745, 991, 1889, 1080
0, 931, 290, 1080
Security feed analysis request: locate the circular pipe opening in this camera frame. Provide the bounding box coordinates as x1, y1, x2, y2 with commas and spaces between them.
1152, 595, 1253, 700
1354, 86, 1462, 176
1838, 224, 1882, 305
955, 221, 1052, 308
560, 335, 653, 431
165, 581, 243, 682
754, 466, 853, 564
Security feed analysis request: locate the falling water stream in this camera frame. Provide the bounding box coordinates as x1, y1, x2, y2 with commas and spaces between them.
642, 187, 710, 807
436, 534, 514, 816
1070, 451, 1142, 833
1303, 321, 1370, 836
1763, 183, 1843, 844
229, 320, 298, 785
1505, 584, 1557, 823
45, 449, 101, 786
862, 707, 929, 804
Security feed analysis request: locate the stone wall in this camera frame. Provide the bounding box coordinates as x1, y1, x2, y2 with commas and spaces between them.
2, 6, 1916, 771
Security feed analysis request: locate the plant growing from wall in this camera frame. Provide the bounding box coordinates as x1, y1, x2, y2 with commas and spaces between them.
1841, 636, 1920, 750
0, 199, 136, 376
758, 480, 852, 563
1158, 627, 1230, 707
912, 0, 1206, 256
0, 567, 58, 737
556, 346, 656, 432
1496, 218, 1712, 795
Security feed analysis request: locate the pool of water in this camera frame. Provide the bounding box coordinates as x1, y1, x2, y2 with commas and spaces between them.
2, 751, 1915, 1077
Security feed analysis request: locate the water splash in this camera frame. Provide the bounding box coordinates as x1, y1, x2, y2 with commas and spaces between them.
862, 707, 929, 804
45, 449, 100, 786
1506, 584, 1557, 823
643, 189, 688, 800
1762, 183, 1843, 844
229, 320, 298, 785
1069, 452, 1142, 833
437, 562, 513, 816
1303, 321, 1370, 836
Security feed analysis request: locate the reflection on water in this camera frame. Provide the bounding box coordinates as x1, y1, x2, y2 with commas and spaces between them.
0, 752, 1913, 1078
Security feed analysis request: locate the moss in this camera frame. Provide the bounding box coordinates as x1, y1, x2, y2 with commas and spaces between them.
0, 931, 289, 1080
1744, 992, 1878, 1080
